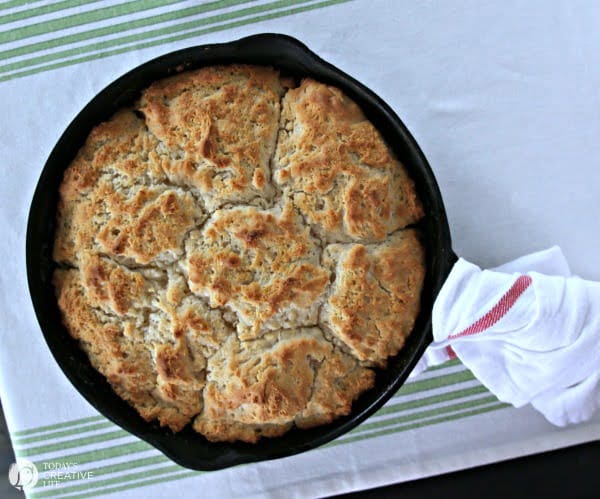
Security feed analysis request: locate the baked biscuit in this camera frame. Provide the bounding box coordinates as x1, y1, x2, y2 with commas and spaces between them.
194, 328, 374, 442
320, 230, 425, 366
54, 268, 206, 431
274, 79, 423, 242
185, 201, 329, 339
53, 66, 425, 442
140, 65, 283, 211
53, 110, 203, 267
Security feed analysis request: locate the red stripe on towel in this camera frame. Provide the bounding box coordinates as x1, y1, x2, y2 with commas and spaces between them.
448, 275, 533, 340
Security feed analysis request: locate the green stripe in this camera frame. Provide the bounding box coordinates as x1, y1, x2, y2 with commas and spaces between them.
379, 385, 489, 417
0, 0, 103, 26
57, 404, 510, 499
396, 369, 475, 396
350, 395, 498, 435
30, 456, 169, 495
14, 422, 115, 446
0, 0, 186, 44
32, 441, 152, 469
0, 0, 44, 11
0, 0, 254, 61
33, 396, 502, 498
18, 430, 130, 458
0, 0, 305, 75
0, 0, 354, 83
28, 385, 487, 493
59, 471, 198, 499
427, 358, 462, 371
25, 386, 501, 496
12, 416, 104, 437
328, 403, 510, 447
31, 464, 187, 498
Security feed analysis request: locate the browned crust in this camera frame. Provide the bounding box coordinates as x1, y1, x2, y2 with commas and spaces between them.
194, 329, 374, 442
53, 269, 204, 431
53, 66, 425, 442
274, 79, 424, 242
139, 64, 283, 211
320, 230, 426, 366
186, 202, 329, 338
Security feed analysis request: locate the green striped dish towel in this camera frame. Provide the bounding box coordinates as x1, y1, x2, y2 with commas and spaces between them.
0, 1, 599, 498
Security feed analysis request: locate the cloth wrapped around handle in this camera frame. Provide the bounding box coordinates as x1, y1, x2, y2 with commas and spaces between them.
411, 247, 600, 426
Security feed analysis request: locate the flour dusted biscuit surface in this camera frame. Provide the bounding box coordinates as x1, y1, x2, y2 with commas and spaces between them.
139, 65, 283, 211
274, 79, 424, 242
319, 230, 425, 367
194, 328, 375, 443
53, 66, 425, 443
185, 201, 329, 339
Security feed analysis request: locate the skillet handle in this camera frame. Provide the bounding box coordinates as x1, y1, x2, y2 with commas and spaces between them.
447, 249, 459, 267
439, 247, 458, 284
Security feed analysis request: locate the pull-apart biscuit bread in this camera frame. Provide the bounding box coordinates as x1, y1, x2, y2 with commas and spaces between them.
53, 65, 425, 442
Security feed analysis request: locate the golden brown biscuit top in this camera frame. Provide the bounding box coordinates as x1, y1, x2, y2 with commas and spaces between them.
186, 202, 329, 339
140, 64, 283, 211
53, 65, 425, 442
274, 79, 423, 242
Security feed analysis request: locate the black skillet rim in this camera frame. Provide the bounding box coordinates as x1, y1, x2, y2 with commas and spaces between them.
26, 33, 455, 471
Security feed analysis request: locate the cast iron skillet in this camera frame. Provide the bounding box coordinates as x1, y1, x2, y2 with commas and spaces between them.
26, 33, 455, 471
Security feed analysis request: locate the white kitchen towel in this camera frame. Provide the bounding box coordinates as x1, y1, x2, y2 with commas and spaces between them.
409, 246, 573, 376
413, 247, 600, 427
1, 1, 600, 499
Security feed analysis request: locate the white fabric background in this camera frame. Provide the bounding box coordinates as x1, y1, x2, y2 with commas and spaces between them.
1, 0, 600, 497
